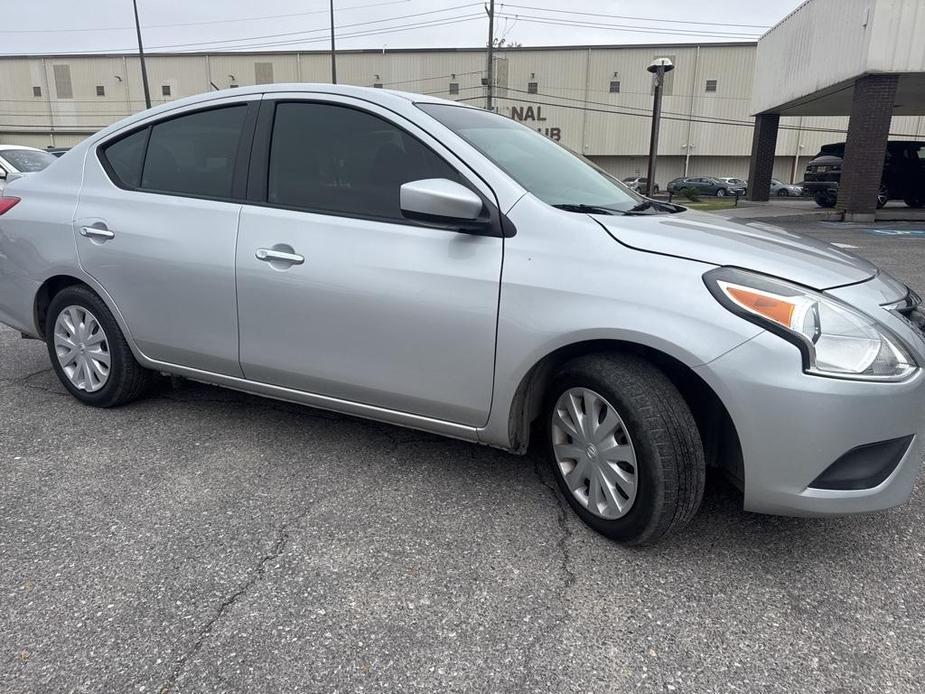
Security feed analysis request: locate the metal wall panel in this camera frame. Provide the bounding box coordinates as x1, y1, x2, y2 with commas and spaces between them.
0, 42, 921, 166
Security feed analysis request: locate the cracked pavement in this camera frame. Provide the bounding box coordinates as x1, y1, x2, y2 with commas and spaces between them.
2, 220, 925, 693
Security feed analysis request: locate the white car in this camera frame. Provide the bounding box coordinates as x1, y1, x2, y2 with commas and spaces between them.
0, 144, 58, 193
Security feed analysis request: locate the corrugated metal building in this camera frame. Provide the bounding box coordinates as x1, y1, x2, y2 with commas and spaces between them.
3, 42, 925, 184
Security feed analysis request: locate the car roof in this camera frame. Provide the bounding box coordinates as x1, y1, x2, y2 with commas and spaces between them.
0, 144, 47, 152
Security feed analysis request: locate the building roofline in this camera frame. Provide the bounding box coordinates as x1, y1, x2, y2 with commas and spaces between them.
0, 41, 757, 60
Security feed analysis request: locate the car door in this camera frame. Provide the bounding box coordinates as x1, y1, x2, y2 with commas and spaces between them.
74, 97, 258, 375
235, 97, 504, 426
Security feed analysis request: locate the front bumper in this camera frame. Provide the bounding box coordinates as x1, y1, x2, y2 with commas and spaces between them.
694, 282, 925, 516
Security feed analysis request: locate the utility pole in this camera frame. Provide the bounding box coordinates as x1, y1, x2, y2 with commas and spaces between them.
329, 0, 337, 84
645, 57, 674, 197
132, 0, 151, 109
485, 0, 495, 111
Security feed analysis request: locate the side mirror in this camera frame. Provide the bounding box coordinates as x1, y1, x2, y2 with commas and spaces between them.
400, 178, 484, 224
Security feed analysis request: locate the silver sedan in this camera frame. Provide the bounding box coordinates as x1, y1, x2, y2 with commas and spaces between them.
0, 85, 923, 544
770, 178, 803, 197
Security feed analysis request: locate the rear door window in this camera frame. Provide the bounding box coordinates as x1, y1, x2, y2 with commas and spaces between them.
266, 102, 463, 220
141, 106, 247, 198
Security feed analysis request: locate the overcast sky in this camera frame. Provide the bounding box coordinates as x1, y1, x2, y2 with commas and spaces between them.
1, 0, 807, 55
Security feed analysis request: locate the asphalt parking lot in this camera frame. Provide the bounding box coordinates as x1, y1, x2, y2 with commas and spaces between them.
2, 220, 924, 693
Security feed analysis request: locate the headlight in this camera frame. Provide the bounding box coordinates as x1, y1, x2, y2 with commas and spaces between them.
704, 267, 917, 381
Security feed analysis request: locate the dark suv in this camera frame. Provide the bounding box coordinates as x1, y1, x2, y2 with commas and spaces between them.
804, 141, 925, 209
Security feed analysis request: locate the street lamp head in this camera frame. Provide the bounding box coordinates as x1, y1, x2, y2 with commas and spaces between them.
647, 58, 675, 74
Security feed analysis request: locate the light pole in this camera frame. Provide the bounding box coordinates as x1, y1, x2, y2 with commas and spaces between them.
645, 57, 674, 198
485, 0, 495, 111
329, 0, 337, 84
131, 0, 151, 109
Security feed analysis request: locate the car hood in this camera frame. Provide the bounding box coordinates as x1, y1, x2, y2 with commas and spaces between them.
592, 210, 877, 290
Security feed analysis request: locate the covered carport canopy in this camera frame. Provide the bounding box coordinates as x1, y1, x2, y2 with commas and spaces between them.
746, 0, 925, 220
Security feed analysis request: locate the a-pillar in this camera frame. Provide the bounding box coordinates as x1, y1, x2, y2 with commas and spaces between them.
837, 74, 899, 221
746, 113, 780, 202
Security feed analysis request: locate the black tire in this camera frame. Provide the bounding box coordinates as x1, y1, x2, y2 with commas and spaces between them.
777, 188, 789, 197
814, 192, 837, 208
543, 353, 705, 545
715, 188, 726, 197
45, 285, 154, 407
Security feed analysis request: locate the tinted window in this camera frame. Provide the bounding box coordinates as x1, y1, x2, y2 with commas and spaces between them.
141, 106, 246, 198
102, 128, 148, 187
1, 149, 57, 172
267, 102, 462, 219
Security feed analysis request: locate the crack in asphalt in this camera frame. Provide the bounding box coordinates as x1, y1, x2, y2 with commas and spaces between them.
531, 456, 577, 589
158, 505, 317, 694
0, 366, 61, 396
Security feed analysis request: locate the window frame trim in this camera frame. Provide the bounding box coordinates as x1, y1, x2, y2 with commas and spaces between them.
96, 101, 260, 204
245, 96, 509, 237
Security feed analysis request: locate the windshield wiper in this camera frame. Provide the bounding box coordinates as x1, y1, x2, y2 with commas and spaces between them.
552, 203, 618, 215
625, 201, 654, 213
624, 199, 685, 215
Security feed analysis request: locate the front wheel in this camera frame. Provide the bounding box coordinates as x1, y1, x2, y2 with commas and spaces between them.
814, 192, 837, 208
715, 188, 726, 197
777, 188, 789, 197
45, 285, 155, 407
544, 354, 705, 545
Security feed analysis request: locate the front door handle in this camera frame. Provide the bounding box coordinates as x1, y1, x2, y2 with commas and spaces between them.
256, 248, 304, 265
80, 226, 115, 240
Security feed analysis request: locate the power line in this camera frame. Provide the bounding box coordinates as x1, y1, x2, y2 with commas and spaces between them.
453, 92, 924, 139
495, 13, 761, 39
501, 4, 771, 29
0, 0, 414, 33
107, 3, 482, 53
0, 13, 485, 56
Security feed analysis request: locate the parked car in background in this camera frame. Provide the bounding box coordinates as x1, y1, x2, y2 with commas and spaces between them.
1, 85, 924, 545
719, 177, 748, 194
622, 176, 659, 194
804, 141, 925, 208
770, 178, 803, 197
668, 176, 746, 197
0, 145, 57, 192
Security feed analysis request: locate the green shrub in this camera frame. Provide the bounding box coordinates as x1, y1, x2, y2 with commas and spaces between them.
679, 186, 701, 203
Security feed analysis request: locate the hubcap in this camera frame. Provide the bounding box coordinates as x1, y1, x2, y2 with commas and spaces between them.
550, 387, 639, 520
53, 305, 110, 393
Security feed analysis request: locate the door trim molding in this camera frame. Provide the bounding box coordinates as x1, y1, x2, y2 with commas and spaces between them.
136, 353, 483, 444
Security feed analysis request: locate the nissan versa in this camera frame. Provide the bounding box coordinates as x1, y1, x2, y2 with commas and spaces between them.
1, 86, 923, 545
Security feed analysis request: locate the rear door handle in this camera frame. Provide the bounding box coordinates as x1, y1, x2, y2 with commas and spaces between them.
256, 248, 304, 265
80, 226, 115, 240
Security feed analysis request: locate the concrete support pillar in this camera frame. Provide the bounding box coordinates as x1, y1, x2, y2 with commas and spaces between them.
836, 74, 899, 221
746, 113, 779, 201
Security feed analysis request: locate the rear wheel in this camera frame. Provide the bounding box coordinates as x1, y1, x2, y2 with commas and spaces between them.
876, 184, 889, 209
544, 353, 705, 545
814, 192, 837, 208
45, 285, 154, 407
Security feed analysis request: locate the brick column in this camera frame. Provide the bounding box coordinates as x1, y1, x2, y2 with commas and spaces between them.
746, 113, 780, 201
836, 74, 899, 221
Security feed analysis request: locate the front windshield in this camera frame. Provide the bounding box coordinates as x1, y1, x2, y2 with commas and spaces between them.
1, 149, 56, 172
418, 103, 644, 212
